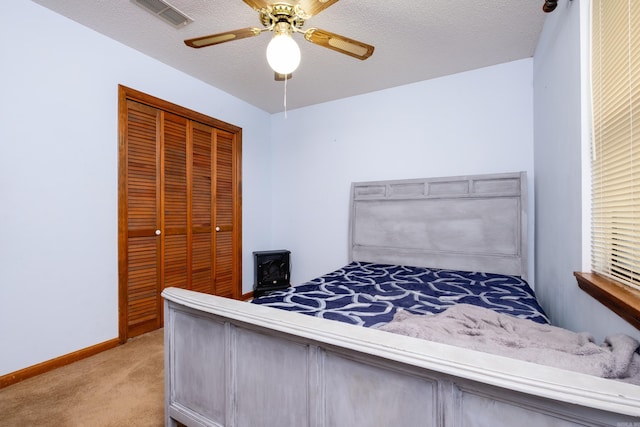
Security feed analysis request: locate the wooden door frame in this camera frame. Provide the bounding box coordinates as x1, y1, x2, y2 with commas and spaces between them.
118, 85, 243, 343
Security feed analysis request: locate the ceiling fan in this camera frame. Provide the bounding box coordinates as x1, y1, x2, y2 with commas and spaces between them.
184, 0, 374, 79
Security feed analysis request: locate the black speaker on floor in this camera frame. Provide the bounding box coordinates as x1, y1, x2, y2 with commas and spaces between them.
253, 250, 291, 298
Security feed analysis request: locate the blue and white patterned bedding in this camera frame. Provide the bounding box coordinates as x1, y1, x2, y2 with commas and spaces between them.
252, 262, 549, 328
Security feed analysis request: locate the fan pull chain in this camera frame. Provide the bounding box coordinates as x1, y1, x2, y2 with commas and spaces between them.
283, 73, 288, 119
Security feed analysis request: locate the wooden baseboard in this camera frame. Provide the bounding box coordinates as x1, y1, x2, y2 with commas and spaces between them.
0, 338, 120, 389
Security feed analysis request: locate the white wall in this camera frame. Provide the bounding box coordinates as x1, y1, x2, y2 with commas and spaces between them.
533, 0, 638, 341
270, 59, 536, 285
0, 0, 272, 376
9, 0, 636, 381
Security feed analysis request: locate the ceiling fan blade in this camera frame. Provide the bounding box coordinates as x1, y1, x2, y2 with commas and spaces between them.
242, 0, 272, 12
296, 0, 341, 17
304, 28, 374, 60
184, 27, 262, 48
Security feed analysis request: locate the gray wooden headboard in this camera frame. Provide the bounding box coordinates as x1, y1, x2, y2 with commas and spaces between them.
349, 172, 528, 279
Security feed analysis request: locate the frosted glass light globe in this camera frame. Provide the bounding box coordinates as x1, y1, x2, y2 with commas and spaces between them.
266, 34, 301, 75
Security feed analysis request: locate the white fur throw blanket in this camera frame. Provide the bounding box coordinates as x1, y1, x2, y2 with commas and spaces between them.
378, 304, 640, 384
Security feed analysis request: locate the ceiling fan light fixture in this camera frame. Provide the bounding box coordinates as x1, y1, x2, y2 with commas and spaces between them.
266, 23, 301, 75
184, 1, 375, 79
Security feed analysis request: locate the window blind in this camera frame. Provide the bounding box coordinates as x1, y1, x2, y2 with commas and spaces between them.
591, 0, 640, 291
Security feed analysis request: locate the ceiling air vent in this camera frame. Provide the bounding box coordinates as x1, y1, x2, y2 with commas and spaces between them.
131, 0, 193, 28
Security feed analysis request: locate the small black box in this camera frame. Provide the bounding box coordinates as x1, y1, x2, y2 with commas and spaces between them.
253, 250, 291, 298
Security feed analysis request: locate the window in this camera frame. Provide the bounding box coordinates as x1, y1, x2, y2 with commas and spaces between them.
590, 0, 640, 292
575, 0, 640, 330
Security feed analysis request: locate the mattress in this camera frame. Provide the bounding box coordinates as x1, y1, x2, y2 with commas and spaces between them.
252, 262, 549, 328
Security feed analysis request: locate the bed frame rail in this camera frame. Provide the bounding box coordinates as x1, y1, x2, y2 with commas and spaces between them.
163, 288, 639, 427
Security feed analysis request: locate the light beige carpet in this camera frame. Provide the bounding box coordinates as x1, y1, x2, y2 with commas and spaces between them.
0, 329, 164, 426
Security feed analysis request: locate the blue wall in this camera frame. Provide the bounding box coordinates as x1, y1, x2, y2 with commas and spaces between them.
533, 0, 638, 341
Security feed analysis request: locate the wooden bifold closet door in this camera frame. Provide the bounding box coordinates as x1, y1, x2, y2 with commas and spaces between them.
118, 86, 241, 341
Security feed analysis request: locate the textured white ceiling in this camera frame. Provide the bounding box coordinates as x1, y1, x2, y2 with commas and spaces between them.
31, 0, 549, 113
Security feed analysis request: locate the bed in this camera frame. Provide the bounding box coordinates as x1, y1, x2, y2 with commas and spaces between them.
250, 262, 549, 328
162, 172, 640, 426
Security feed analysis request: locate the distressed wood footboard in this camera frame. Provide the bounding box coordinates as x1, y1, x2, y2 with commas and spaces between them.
163, 288, 640, 427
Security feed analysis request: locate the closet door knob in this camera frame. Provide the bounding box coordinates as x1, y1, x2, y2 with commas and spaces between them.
155, 229, 161, 235
215, 226, 220, 232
